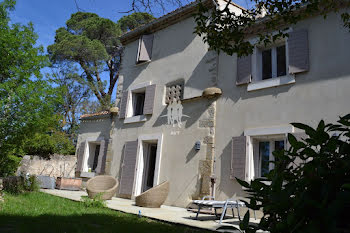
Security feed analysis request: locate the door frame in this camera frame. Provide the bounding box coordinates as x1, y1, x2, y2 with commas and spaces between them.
133, 133, 163, 197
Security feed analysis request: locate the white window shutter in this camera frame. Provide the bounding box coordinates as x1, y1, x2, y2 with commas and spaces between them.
137, 34, 154, 62
288, 29, 309, 74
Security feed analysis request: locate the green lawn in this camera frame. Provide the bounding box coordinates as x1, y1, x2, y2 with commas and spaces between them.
0, 192, 210, 233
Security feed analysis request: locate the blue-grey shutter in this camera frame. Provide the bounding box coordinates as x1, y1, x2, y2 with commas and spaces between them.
119, 140, 138, 197
119, 91, 128, 119
288, 29, 309, 74
143, 84, 156, 115
236, 55, 252, 85
231, 136, 247, 180
138, 34, 154, 62
76, 141, 86, 172
95, 140, 109, 174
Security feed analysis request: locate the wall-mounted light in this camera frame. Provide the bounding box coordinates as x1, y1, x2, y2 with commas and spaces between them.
195, 141, 201, 151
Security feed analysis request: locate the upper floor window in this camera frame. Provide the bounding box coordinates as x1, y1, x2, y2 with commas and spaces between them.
137, 34, 154, 64
261, 44, 287, 80
236, 29, 309, 91
132, 92, 145, 116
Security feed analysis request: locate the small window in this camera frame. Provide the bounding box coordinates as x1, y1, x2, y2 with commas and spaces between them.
261, 44, 287, 80
132, 92, 145, 116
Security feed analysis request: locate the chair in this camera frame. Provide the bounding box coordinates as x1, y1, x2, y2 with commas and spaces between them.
135, 181, 169, 208
192, 196, 255, 223
86, 175, 118, 200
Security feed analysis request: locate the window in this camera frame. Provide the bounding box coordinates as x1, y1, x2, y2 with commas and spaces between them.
261, 44, 287, 80
258, 139, 285, 177
132, 92, 145, 116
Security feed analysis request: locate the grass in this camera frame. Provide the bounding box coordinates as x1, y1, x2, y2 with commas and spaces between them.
0, 192, 211, 233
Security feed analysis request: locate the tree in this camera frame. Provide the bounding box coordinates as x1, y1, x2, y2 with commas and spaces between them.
237, 115, 350, 233
49, 64, 92, 139
0, 0, 63, 176
48, 12, 154, 110
117, 12, 155, 32
122, 0, 188, 14
194, 0, 350, 57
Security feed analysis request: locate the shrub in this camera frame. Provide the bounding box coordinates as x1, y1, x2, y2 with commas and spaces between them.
238, 114, 350, 233
3, 174, 40, 194
23, 131, 75, 157
81, 193, 106, 208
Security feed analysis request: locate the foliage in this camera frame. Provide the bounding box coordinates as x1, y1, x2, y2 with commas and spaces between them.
237, 115, 350, 233
48, 64, 92, 139
117, 12, 155, 32
48, 12, 154, 110
3, 174, 39, 194
22, 131, 76, 157
81, 193, 106, 208
194, 0, 350, 57
0, 0, 62, 177
0, 192, 210, 233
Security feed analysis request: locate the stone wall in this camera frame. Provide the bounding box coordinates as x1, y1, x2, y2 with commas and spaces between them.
17, 155, 77, 178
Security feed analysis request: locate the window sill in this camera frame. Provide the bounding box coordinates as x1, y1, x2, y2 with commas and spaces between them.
124, 115, 147, 124
247, 75, 295, 92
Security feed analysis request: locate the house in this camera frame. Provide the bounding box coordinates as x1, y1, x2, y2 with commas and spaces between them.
76, 0, 350, 208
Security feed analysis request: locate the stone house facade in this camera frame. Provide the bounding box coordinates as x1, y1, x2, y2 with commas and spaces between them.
76, 0, 350, 207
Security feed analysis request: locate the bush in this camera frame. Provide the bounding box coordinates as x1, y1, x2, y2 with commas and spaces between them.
23, 131, 75, 157
81, 193, 106, 208
3, 174, 40, 194
238, 114, 350, 233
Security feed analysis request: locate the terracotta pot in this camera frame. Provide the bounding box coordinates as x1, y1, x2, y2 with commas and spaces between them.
56, 177, 82, 191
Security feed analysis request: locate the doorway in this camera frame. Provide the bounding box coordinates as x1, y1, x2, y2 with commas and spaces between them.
141, 143, 157, 192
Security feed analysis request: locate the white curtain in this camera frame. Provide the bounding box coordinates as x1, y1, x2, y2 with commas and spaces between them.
245, 136, 255, 182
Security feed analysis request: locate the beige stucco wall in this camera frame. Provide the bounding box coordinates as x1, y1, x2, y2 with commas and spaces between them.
110, 16, 218, 207
214, 11, 350, 201
77, 118, 112, 144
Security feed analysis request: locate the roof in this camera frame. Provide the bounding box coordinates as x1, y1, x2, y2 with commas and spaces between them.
80, 111, 110, 119
119, 0, 216, 45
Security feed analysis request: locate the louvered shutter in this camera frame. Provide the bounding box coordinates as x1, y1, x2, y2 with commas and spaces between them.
143, 84, 156, 115
119, 140, 138, 197
236, 54, 252, 85
76, 141, 86, 172
137, 34, 154, 62
231, 136, 247, 180
95, 140, 109, 174
288, 29, 309, 74
119, 91, 129, 119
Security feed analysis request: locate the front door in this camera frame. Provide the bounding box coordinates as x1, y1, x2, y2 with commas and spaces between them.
141, 144, 157, 192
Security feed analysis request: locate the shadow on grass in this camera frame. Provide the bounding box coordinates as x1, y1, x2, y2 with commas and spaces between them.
0, 214, 208, 233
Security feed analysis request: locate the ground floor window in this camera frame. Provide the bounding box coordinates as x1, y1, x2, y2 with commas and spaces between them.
257, 139, 285, 177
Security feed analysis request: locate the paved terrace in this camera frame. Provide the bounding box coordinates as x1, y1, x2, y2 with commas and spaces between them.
41, 189, 260, 232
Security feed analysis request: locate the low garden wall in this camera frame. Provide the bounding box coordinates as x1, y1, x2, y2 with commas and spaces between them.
17, 155, 77, 178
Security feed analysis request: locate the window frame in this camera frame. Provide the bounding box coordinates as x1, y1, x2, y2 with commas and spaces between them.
256, 138, 286, 178
247, 29, 296, 92
124, 81, 151, 124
